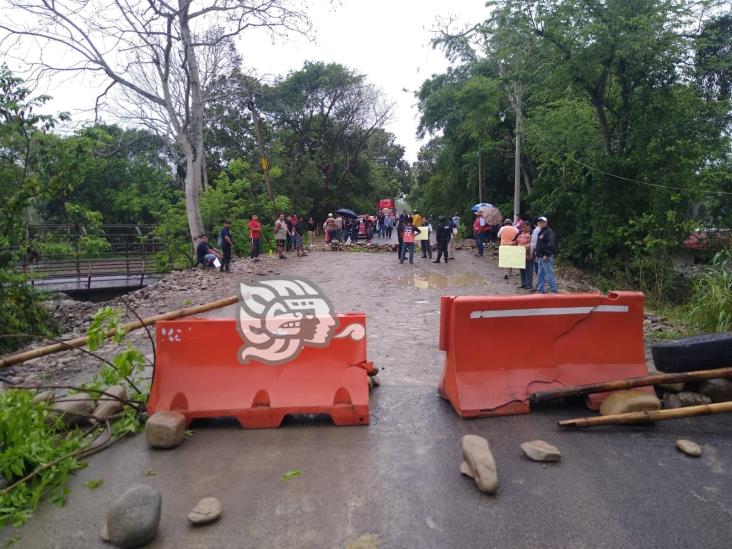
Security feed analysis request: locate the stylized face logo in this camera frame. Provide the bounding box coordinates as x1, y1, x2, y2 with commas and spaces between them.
237, 278, 339, 365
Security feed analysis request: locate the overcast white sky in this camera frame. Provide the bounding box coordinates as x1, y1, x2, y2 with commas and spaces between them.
38, 0, 490, 162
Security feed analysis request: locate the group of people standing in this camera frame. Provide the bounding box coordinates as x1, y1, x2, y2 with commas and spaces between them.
195, 213, 317, 269
489, 215, 558, 294
322, 212, 396, 245
193, 208, 558, 294
395, 210, 460, 265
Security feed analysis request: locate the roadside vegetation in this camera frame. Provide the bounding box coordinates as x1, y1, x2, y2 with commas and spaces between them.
0, 308, 148, 527
410, 1, 731, 307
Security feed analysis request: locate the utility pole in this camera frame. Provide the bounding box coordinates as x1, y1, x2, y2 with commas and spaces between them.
512, 82, 522, 222
477, 151, 483, 203
246, 99, 275, 202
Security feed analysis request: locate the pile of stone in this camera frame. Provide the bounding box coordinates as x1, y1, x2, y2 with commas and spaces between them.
322, 242, 398, 253
657, 377, 732, 409
101, 486, 223, 547
41, 384, 130, 428
459, 435, 561, 495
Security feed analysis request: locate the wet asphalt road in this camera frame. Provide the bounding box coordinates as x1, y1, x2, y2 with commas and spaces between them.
2, 247, 731, 548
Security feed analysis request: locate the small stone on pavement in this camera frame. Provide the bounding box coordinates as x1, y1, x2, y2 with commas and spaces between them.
521, 440, 561, 462
145, 411, 186, 449
187, 497, 223, 526
676, 439, 702, 457
460, 434, 498, 494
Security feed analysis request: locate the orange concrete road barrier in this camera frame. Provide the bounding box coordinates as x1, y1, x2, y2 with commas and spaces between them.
438, 292, 651, 417
148, 314, 374, 428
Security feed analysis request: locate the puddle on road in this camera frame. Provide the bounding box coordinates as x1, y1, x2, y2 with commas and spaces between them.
397, 271, 486, 289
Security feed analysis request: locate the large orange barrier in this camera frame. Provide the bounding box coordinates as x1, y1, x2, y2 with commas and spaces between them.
147, 314, 374, 428
438, 292, 650, 417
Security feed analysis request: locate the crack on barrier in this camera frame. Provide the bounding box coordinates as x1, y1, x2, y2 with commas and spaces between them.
550, 303, 609, 365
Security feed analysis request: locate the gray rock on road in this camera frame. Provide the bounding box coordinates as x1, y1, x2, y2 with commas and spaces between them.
145, 411, 186, 449
676, 439, 702, 457
32, 390, 55, 405
599, 390, 661, 416
106, 484, 161, 548
52, 392, 96, 427
697, 378, 732, 403
460, 435, 498, 494
187, 497, 223, 526
521, 440, 561, 462
664, 391, 712, 409
92, 385, 128, 424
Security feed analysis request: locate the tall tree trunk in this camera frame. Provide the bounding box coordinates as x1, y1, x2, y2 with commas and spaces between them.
179, 0, 206, 241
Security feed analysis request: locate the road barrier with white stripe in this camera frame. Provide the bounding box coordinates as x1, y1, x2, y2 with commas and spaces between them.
438, 292, 651, 417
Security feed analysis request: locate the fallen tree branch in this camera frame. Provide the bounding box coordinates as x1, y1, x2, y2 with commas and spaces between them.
559, 401, 732, 428
0, 295, 239, 368
0, 334, 144, 396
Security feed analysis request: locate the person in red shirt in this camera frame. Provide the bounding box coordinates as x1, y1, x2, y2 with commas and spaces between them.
248, 214, 262, 260
399, 219, 421, 264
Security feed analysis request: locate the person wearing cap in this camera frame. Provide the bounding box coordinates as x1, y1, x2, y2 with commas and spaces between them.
323, 213, 338, 248
535, 216, 558, 293
497, 218, 519, 280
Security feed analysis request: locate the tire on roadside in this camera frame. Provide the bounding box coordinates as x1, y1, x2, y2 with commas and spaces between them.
651, 332, 732, 373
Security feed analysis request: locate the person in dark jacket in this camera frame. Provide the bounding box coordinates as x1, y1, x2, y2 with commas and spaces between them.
396, 216, 405, 258
433, 216, 452, 263
219, 220, 233, 272
535, 216, 558, 293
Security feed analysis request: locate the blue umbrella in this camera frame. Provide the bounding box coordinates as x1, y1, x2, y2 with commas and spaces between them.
336, 208, 358, 218
471, 203, 493, 212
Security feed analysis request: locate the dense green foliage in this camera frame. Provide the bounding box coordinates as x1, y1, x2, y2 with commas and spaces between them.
0, 307, 148, 527
0, 390, 84, 527
0, 61, 412, 345
688, 250, 732, 332
412, 1, 732, 300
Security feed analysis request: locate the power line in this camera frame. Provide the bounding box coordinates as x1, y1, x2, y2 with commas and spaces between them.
527, 129, 732, 197
568, 156, 732, 197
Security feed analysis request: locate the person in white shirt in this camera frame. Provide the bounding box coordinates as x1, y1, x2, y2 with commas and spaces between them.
420, 217, 433, 259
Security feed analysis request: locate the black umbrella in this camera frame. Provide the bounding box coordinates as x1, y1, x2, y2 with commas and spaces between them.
336, 208, 358, 219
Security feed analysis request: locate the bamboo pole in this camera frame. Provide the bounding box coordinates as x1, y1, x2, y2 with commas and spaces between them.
559, 401, 732, 429
530, 367, 732, 406
0, 295, 240, 368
